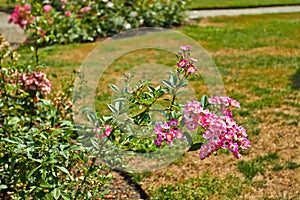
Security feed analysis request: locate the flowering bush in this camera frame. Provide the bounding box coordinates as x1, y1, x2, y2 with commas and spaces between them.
90, 45, 251, 161
0, 36, 111, 199
8, 0, 188, 44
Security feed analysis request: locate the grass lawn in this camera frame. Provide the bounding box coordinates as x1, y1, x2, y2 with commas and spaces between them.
188, 0, 300, 10
145, 13, 300, 199
16, 12, 300, 199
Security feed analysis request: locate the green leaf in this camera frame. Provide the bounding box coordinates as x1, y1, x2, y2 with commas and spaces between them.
61, 193, 70, 200
28, 165, 42, 178
109, 84, 120, 93
59, 120, 73, 127
183, 132, 193, 145
115, 101, 122, 111
0, 185, 8, 190
201, 95, 209, 108
87, 112, 96, 123
113, 97, 128, 102
45, 193, 54, 200
170, 75, 177, 86
56, 166, 70, 176
7, 117, 20, 125
147, 85, 155, 92
188, 142, 203, 151
129, 102, 138, 109
107, 104, 117, 114
40, 181, 52, 188
176, 91, 186, 96
162, 80, 174, 89
53, 188, 61, 200
3, 137, 23, 145
50, 129, 63, 137
50, 73, 57, 78
91, 139, 100, 150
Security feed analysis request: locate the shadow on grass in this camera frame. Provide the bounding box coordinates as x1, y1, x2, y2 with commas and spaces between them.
290, 68, 300, 90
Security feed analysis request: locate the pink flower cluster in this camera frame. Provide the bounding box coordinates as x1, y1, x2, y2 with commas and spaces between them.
43, 5, 52, 13
19, 71, 52, 96
8, 4, 33, 29
183, 97, 251, 160
93, 122, 112, 139
208, 96, 240, 108
154, 119, 184, 146
80, 6, 92, 13
177, 45, 198, 74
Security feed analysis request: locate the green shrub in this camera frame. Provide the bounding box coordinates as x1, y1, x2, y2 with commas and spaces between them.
9, 0, 188, 44
0, 35, 112, 199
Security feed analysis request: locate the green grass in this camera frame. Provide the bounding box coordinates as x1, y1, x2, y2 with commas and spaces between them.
237, 153, 280, 180
238, 153, 300, 180
147, 173, 244, 200
188, 0, 300, 10
0, 0, 15, 9
180, 13, 300, 50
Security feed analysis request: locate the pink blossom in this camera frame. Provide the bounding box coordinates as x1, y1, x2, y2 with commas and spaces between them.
80, 6, 91, 13
182, 98, 250, 160
208, 96, 241, 108
168, 119, 178, 127
60, 0, 68, 2
180, 45, 190, 51
8, 4, 33, 29
153, 119, 184, 147
186, 121, 197, 130
177, 59, 188, 68
38, 29, 46, 38
187, 64, 197, 73
189, 58, 198, 63
65, 11, 71, 17
19, 71, 52, 95
104, 125, 112, 136
94, 123, 112, 138
43, 5, 52, 12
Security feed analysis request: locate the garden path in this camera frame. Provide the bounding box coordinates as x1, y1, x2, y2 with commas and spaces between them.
189, 5, 300, 19
0, 12, 26, 50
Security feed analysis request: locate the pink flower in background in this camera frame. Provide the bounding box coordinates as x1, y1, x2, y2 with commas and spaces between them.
80, 6, 91, 13
208, 96, 240, 108
60, 0, 68, 3
43, 5, 52, 12
19, 71, 52, 95
65, 11, 71, 17
8, 4, 33, 29
38, 29, 46, 38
